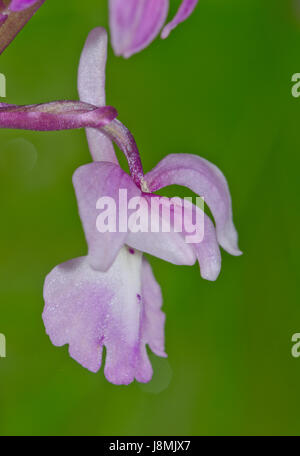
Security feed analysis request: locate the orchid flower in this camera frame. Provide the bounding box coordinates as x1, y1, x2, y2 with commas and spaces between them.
44, 28, 241, 385
0, 0, 45, 54
0, 27, 241, 385
109, 0, 199, 57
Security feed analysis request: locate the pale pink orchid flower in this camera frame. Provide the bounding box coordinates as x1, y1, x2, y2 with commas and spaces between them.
0, 27, 241, 385
42, 28, 241, 385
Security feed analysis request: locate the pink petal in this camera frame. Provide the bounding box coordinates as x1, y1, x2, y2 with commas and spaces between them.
72, 162, 141, 272
145, 153, 242, 256
0, 101, 117, 131
73, 162, 196, 269
9, 0, 38, 11
193, 210, 221, 281
43, 249, 166, 385
43, 249, 143, 384
127, 194, 197, 266
109, 0, 169, 58
78, 27, 117, 163
129, 194, 220, 281
161, 0, 198, 39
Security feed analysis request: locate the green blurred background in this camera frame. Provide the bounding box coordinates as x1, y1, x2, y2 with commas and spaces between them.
0, 0, 300, 436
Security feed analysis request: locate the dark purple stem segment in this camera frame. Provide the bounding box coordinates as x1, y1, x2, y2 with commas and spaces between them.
0, 101, 118, 130
102, 119, 144, 188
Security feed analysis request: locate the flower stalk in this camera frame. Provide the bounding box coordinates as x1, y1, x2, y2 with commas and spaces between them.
102, 119, 144, 189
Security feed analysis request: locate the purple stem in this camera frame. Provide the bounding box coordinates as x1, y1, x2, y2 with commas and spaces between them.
102, 119, 144, 188
0, 101, 118, 130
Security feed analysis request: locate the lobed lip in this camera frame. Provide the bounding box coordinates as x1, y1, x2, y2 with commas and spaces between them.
42, 248, 166, 385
